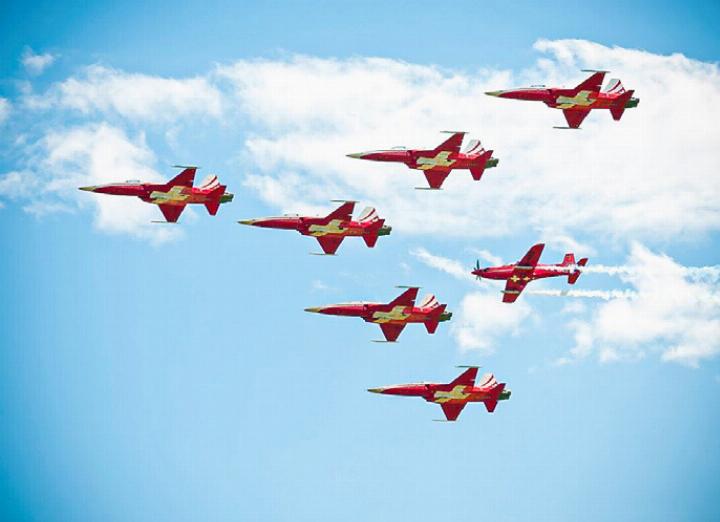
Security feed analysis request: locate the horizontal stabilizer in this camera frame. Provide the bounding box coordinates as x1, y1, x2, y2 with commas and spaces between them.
568, 258, 588, 284
469, 165, 486, 181
610, 89, 635, 121
484, 383, 506, 413
204, 185, 226, 216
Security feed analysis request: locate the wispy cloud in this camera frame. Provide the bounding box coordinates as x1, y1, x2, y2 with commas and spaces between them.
410, 247, 474, 282
558, 243, 720, 367
21, 47, 57, 75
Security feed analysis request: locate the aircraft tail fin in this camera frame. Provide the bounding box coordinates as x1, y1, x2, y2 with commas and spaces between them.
610, 89, 635, 121
602, 78, 625, 94
568, 258, 588, 284
357, 206, 379, 223
562, 253, 576, 266
462, 139, 485, 155
484, 383, 506, 413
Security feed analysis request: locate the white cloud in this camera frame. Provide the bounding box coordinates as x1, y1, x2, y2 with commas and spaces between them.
451, 292, 533, 354
561, 243, 720, 367
411, 247, 533, 353
0, 170, 39, 199
410, 247, 473, 282
219, 41, 720, 243
21, 48, 57, 75
26, 65, 222, 121
0, 98, 10, 124
19, 123, 181, 243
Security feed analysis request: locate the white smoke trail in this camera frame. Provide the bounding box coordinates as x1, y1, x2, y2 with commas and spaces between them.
526, 289, 637, 300
545, 264, 720, 282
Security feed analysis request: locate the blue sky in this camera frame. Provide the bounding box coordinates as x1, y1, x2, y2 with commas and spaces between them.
1, 1, 719, 521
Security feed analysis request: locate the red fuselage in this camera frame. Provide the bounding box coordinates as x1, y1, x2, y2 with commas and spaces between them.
238, 215, 391, 239
486, 87, 640, 112
79, 181, 233, 207
368, 382, 511, 404
473, 263, 574, 283
304, 301, 451, 325
348, 148, 498, 173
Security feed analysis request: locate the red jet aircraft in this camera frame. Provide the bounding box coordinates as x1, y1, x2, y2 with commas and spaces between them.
347, 131, 498, 189
368, 366, 510, 421
79, 166, 233, 223
486, 70, 639, 128
304, 286, 451, 342
472, 243, 588, 303
239, 201, 391, 255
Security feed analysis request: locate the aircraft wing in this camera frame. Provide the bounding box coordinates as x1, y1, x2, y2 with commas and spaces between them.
422, 169, 450, 189
316, 236, 344, 255
388, 287, 419, 307
158, 204, 186, 223
379, 323, 405, 342
502, 276, 530, 303
433, 132, 465, 153
324, 201, 355, 222
517, 243, 545, 268
440, 403, 466, 421
167, 167, 197, 188
574, 71, 606, 93
449, 367, 478, 387
562, 109, 591, 129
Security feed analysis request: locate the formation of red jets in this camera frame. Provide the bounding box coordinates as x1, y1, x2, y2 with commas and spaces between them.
80, 71, 637, 421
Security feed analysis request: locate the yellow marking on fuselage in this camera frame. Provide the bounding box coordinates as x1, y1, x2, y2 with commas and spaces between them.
433, 385, 470, 403
150, 186, 190, 204
308, 219, 348, 236
416, 151, 455, 170
511, 274, 533, 283
555, 90, 594, 109
372, 305, 411, 323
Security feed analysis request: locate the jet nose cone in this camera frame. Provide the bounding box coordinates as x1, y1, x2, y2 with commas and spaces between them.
367, 387, 385, 394
238, 219, 257, 226
304, 306, 324, 313
346, 152, 367, 159
485, 90, 504, 97
78, 186, 97, 192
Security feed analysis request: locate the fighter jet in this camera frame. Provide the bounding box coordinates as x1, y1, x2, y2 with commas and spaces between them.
472, 243, 588, 303
304, 286, 451, 342
239, 200, 391, 255
347, 131, 498, 190
79, 166, 233, 223
486, 70, 639, 128
368, 366, 510, 421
